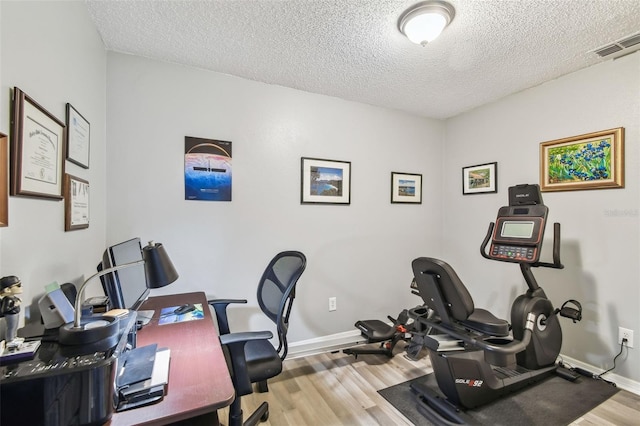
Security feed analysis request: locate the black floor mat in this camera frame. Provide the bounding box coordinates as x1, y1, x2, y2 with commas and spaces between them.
378, 373, 619, 425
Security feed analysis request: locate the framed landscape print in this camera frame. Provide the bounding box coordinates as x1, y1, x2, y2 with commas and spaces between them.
540, 127, 624, 192
391, 172, 422, 204
301, 157, 351, 205
462, 162, 497, 195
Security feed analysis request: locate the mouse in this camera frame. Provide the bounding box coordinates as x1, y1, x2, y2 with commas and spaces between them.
174, 304, 196, 315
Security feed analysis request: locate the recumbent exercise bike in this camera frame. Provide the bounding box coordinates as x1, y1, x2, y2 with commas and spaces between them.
408, 184, 582, 424
343, 280, 433, 360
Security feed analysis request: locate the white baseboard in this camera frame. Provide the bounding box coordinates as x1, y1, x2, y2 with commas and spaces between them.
286, 331, 640, 396
287, 329, 364, 359
560, 354, 640, 396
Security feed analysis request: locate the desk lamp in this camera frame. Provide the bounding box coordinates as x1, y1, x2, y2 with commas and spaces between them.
143, 241, 179, 288
59, 241, 178, 345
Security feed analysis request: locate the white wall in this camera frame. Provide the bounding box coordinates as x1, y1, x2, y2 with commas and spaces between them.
3, 0, 638, 388
0, 1, 107, 331
443, 53, 640, 383
106, 52, 443, 342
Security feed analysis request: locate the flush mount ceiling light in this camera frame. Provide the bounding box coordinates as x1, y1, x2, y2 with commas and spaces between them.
398, 1, 455, 46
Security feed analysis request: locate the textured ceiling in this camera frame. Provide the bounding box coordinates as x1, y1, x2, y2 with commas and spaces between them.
86, 0, 640, 119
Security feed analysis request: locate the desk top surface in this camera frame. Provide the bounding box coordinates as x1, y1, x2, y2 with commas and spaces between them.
109, 291, 234, 425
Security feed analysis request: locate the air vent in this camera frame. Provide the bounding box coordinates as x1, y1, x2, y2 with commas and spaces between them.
619, 33, 640, 49
594, 44, 623, 57
594, 32, 640, 58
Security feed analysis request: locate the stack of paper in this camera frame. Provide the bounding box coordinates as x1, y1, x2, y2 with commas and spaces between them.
116, 344, 171, 411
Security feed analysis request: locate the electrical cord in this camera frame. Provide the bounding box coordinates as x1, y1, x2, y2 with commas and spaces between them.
557, 356, 575, 370
595, 338, 627, 381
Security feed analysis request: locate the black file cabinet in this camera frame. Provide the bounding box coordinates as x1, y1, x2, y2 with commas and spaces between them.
1, 313, 137, 426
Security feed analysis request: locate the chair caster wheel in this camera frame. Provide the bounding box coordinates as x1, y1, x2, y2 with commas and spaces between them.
260, 409, 269, 422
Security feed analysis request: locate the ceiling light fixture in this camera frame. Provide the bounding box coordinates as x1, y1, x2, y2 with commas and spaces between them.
398, 1, 455, 46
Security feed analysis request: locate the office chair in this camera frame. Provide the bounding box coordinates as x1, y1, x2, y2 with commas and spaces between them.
208, 250, 307, 426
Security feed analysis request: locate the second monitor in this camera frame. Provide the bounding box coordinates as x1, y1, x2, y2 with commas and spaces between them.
100, 237, 151, 320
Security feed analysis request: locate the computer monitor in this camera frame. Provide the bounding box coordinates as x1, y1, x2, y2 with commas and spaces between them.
100, 237, 149, 311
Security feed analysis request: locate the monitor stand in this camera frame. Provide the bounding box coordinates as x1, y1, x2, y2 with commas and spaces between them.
137, 310, 155, 326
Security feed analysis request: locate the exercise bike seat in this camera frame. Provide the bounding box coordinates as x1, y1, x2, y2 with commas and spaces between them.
462, 308, 510, 337
355, 319, 396, 342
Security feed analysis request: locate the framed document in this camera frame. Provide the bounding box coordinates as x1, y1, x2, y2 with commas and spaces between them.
0, 132, 7, 227
10, 87, 65, 199
64, 174, 89, 231
66, 103, 90, 168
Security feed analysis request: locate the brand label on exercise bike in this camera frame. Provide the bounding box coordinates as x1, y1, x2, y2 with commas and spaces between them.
455, 378, 484, 387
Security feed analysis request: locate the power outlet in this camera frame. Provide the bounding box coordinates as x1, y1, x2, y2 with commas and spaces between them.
328, 297, 337, 312
618, 327, 634, 348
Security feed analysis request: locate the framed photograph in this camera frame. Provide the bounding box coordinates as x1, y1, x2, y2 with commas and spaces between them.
391, 172, 422, 204
540, 127, 624, 192
64, 174, 89, 231
10, 87, 65, 199
66, 103, 90, 168
301, 157, 351, 205
0, 132, 8, 227
184, 136, 232, 201
462, 162, 497, 195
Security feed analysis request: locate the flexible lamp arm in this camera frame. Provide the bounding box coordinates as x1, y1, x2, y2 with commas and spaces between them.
72, 260, 145, 329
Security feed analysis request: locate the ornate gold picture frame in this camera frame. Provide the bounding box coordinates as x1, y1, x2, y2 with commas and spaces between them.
540, 128, 624, 192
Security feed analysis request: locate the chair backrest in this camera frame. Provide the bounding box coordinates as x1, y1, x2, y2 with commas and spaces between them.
411, 257, 475, 323
257, 250, 307, 359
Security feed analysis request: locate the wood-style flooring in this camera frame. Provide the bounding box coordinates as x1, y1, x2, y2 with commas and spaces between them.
218, 345, 640, 425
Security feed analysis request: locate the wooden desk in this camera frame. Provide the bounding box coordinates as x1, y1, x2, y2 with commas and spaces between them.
109, 292, 235, 425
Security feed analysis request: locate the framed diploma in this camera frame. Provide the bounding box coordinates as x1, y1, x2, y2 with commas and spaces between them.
10, 87, 65, 199
66, 103, 90, 168
64, 174, 89, 231
0, 132, 8, 227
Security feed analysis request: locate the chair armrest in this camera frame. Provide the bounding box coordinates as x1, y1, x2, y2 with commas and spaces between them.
208, 298, 248, 306
219, 330, 274, 396
208, 298, 247, 335
219, 330, 273, 346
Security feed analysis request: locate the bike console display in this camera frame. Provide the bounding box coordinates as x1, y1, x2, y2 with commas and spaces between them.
481, 184, 550, 264
489, 204, 548, 263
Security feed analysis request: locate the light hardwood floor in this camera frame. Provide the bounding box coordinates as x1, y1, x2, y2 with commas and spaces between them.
218, 346, 640, 426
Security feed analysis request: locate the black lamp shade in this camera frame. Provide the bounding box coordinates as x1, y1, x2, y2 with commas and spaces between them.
143, 242, 179, 288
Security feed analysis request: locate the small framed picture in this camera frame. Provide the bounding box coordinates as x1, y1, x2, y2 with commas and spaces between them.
64, 174, 89, 231
391, 172, 422, 204
66, 103, 90, 169
301, 157, 351, 205
10, 87, 65, 199
462, 162, 497, 195
540, 127, 624, 192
